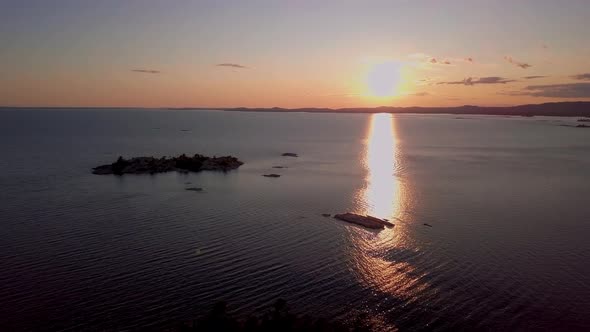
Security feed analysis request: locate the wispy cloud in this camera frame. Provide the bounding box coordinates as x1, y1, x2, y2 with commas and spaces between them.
216, 63, 248, 69
438, 77, 516, 86
523, 75, 547, 80
410, 92, 430, 97
429, 58, 451, 65
131, 69, 160, 74
571, 73, 590, 81
503, 83, 590, 98
504, 56, 532, 69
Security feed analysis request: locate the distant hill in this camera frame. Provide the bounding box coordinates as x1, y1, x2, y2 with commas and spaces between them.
223, 102, 590, 117
3, 102, 590, 117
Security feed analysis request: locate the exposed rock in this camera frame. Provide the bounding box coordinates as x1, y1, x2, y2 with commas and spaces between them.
321, 214, 331, 217
334, 213, 394, 230
185, 187, 203, 192
576, 124, 590, 128
272, 166, 288, 169
262, 174, 281, 178
282, 153, 298, 157
423, 223, 433, 227
92, 154, 243, 175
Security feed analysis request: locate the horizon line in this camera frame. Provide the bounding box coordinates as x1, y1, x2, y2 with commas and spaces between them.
2, 100, 590, 110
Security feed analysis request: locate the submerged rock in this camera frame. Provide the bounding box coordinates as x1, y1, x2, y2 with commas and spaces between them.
334, 213, 394, 230
423, 223, 433, 227
576, 124, 590, 128
272, 166, 288, 169
185, 187, 203, 192
282, 153, 298, 157
262, 174, 281, 178
321, 213, 331, 217
92, 154, 243, 175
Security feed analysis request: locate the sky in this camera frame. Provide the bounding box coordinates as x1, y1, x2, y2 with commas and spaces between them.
1, 0, 590, 108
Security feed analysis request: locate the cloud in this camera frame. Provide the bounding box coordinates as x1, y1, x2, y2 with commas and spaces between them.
465, 57, 474, 63
410, 92, 430, 97
571, 73, 590, 81
503, 83, 590, 98
216, 63, 248, 69
438, 76, 516, 86
429, 57, 451, 65
523, 75, 547, 80
504, 56, 532, 69
131, 69, 160, 74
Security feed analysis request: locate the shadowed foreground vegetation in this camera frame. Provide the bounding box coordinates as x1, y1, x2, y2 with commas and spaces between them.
169, 300, 375, 332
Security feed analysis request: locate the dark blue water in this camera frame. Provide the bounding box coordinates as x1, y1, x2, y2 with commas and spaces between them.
1, 109, 589, 331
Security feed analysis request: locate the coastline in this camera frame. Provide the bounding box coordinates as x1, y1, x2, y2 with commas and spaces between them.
3, 101, 590, 117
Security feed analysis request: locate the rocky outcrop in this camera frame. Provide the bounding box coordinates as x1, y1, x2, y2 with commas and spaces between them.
334, 213, 394, 230
282, 153, 298, 157
92, 154, 243, 175
262, 174, 281, 178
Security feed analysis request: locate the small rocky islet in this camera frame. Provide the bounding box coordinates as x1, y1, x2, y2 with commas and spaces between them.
262, 174, 281, 178
334, 213, 394, 230
92, 154, 243, 175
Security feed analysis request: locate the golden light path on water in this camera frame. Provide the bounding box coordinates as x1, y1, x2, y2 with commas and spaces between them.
349, 114, 427, 325
360, 113, 401, 219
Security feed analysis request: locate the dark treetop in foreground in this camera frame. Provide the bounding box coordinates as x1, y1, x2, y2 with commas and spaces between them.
220, 101, 590, 117
92, 154, 243, 175
171, 299, 373, 332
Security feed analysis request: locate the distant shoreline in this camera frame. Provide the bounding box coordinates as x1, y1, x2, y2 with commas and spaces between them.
2, 101, 590, 117
220, 102, 590, 117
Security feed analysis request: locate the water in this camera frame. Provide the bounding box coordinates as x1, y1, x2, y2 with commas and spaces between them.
1, 109, 589, 331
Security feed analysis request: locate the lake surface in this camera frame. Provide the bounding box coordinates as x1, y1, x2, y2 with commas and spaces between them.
1, 109, 589, 331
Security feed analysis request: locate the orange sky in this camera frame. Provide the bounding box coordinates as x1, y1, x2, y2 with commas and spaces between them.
1, 1, 590, 108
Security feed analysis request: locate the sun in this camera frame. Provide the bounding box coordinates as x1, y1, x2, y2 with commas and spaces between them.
365, 61, 402, 98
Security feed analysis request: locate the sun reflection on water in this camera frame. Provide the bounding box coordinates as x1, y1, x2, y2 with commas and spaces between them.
349, 114, 425, 305
357, 113, 401, 220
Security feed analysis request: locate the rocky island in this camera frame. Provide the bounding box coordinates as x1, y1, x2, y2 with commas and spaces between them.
92, 154, 243, 175
334, 213, 394, 230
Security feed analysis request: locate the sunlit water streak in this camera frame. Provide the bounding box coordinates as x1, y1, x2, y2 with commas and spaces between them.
348, 114, 425, 329
357, 113, 402, 220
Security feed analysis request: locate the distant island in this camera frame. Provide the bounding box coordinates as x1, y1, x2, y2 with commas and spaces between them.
4, 101, 590, 117
92, 154, 243, 175
219, 102, 590, 117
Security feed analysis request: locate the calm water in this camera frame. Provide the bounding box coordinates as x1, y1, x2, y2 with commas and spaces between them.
1, 109, 589, 331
